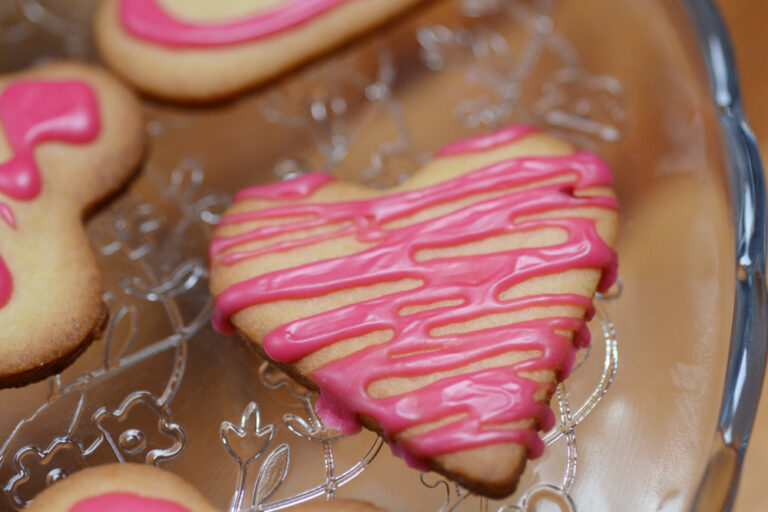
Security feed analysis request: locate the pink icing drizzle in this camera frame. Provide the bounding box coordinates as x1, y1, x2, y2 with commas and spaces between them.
68, 492, 191, 512
235, 172, 334, 201
119, 0, 350, 47
0, 203, 15, 229
435, 124, 539, 156
0, 257, 10, 309
211, 127, 617, 466
0, 80, 101, 310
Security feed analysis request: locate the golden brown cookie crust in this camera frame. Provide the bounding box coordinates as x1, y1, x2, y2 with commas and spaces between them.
293, 498, 388, 512
0, 62, 145, 388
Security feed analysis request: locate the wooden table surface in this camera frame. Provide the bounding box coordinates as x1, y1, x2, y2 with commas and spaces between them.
716, 1, 768, 510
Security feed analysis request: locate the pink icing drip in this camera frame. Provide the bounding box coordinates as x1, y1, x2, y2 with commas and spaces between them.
68, 492, 191, 512
0, 80, 100, 200
0, 79, 101, 311
0, 256, 10, 309
0, 203, 15, 229
435, 124, 539, 156
119, 0, 350, 48
234, 172, 335, 201
210, 131, 618, 465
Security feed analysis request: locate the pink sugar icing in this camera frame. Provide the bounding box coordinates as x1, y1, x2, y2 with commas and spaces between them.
68, 492, 191, 512
210, 126, 618, 466
435, 124, 539, 156
0, 79, 101, 310
0, 257, 11, 310
0, 203, 15, 229
119, 0, 350, 48
234, 172, 335, 202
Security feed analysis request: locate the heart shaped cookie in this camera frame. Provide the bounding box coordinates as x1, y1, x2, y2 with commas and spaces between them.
209, 125, 618, 497
94, 0, 425, 101
0, 62, 145, 387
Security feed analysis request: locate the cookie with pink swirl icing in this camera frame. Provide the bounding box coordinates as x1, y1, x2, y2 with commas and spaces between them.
26, 463, 386, 512
208, 125, 619, 497
0, 62, 145, 388
93, 0, 425, 102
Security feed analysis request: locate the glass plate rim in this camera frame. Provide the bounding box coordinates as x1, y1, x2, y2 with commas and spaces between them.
684, 1, 768, 510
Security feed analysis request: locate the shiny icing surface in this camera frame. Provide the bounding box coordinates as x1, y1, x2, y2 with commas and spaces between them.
235, 172, 334, 202
0, 79, 101, 309
211, 127, 617, 466
119, 0, 350, 47
69, 492, 191, 512
0, 203, 15, 229
0, 257, 10, 310
435, 124, 538, 156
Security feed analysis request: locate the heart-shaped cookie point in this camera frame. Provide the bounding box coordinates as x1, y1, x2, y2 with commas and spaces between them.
0, 62, 145, 388
210, 125, 618, 497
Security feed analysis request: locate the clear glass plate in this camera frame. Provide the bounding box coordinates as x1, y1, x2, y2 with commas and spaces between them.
0, 1, 764, 511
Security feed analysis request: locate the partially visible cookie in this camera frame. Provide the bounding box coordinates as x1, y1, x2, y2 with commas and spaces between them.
0, 62, 145, 388
294, 500, 386, 512
25, 464, 216, 512
209, 125, 619, 498
93, 0, 425, 101
26, 463, 386, 512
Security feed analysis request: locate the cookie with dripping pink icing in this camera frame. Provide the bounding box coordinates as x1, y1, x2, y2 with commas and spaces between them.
93, 0, 425, 102
0, 62, 145, 388
209, 125, 619, 498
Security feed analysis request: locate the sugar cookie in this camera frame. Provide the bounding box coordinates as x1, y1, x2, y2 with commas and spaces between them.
94, 0, 424, 102
294, 499, 387, 511
0, 62, 145, 388
209, 125, 619, 497
26, 463, 386, 512
25, 464, 216, 512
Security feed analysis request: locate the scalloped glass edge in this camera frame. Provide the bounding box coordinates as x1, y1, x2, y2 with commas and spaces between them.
684, 1, 768, 511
